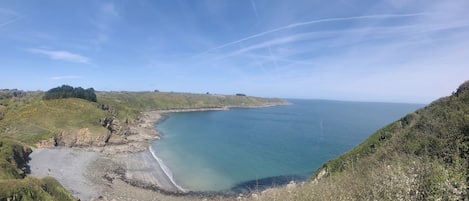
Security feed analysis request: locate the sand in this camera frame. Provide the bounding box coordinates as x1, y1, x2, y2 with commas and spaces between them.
28, 148, 100, 201
26, 109, 261, 201
26, 110, 210, 201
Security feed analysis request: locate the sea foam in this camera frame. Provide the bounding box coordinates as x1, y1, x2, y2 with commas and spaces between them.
149, 146, 186, 192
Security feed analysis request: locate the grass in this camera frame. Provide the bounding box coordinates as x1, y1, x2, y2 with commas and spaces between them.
8, 84, 465, 200
0, 90, 286, 146
0, 136, 31, 180
0, 95, 109, 145
0, 176, 77, 201
0, 136, 76, 200
0, 90, 286, 200
97, 91, 287, 121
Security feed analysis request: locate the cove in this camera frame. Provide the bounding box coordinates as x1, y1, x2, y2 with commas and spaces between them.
151, 99, 423, 192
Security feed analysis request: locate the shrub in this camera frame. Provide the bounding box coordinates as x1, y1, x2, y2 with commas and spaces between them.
43, 85, 97, 102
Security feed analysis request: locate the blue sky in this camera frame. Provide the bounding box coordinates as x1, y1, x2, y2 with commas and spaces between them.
1, 0, 468, 103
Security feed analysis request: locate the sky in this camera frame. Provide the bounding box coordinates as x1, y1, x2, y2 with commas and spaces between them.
1, 0, 468, 103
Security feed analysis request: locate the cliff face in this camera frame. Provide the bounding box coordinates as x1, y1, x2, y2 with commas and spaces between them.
0, 137, 31, 180
0, 136, 76, 201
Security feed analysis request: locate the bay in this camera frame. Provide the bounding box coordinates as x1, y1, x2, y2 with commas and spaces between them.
152, 99, 423, 192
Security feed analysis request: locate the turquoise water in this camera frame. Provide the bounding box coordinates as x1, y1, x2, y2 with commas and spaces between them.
152, 99, 423, 192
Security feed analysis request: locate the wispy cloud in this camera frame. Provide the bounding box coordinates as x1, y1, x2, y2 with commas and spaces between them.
0, 8, 22, 29
250, 0, 259, 21
207, 16, 469, 65
49, 75, 82, 80
92, 2, 120, 46
28, 48, 90, 63
199, 13, 429, 54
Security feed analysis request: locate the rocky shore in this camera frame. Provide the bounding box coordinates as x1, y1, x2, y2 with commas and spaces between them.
28, 108, 249, 201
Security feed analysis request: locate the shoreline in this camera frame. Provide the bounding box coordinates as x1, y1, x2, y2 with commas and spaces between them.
148, 145, 186, 192
28, 104, 290, 200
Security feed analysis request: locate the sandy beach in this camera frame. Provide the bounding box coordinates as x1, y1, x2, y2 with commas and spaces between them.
27, 109, 238, 201
29, 148, 101, 201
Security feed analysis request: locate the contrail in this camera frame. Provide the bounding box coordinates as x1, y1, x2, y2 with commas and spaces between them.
0, 16, 22, 28
250, 0, 259, 21
199, 13, 428, 55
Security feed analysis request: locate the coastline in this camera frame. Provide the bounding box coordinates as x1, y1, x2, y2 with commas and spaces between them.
28, 105, 288, 200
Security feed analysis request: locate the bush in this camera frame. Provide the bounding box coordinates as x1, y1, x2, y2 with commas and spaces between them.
43, 85, 97, 102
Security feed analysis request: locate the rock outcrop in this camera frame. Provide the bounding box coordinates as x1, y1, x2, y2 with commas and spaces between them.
52, 128, 111, 147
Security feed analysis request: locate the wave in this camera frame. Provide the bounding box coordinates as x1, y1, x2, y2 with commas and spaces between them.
148, 146, 186, 192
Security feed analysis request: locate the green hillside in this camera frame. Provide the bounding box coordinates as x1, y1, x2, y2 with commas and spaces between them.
0, 93, 109, 145
3, 83, 467, 200
0, 136, 76, 201
97, 91, 287, 121
0, 89, 286, 200
257, 82, 469, 200
0, 89, 287, 146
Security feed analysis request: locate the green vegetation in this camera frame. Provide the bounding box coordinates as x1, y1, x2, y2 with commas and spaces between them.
0, 89, 286, 146
43, 85, 97, 102
0, 95, 109, 145
256, 81, 469, 200
0, 136, 30, 180
0, 136, 76, 201
96, 91, 286, 121
0, 88, 286, 200
1, 82, 467, 200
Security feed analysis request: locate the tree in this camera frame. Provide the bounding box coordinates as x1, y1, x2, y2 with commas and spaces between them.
43, 85, 97, 102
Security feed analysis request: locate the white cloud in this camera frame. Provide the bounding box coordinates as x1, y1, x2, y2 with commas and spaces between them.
199, 12, 428, 55
194, 1, 469, 103
28, 48, 90, 63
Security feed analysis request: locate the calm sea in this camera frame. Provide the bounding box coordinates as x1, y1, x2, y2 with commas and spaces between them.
151, 99, 423, 192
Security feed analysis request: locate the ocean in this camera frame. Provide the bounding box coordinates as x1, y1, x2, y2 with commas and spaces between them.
151, 99, 423, 192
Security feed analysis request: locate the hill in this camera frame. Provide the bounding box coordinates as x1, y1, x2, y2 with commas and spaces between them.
2, 83, 468, 200
0, 90, 287, 147
255, 82, 469, 200
0, 89, 287, 200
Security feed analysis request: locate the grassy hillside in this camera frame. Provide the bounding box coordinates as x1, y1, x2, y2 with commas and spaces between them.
97, 91, 287, 121
0, 94, 108, 145
0, 90, 287, 146
256, 82, 469, 200
0, 89, 286, 200
0, 136, 76, 201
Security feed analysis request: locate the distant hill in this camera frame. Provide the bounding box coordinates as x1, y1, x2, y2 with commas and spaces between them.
258, 81, 469, 200
0, 90, 287, 146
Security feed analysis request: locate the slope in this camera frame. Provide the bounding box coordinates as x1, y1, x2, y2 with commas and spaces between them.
0, 136, 76, 201
0, 90, 287, 146
257, 81, 469, 200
